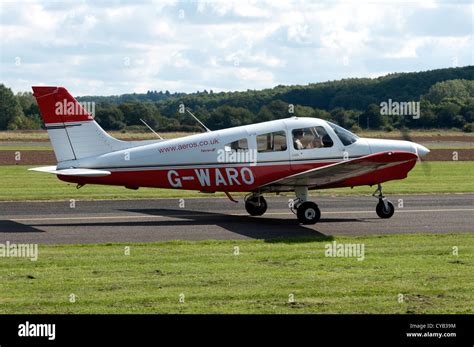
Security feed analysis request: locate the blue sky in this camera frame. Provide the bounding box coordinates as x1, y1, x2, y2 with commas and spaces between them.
1, 0, 472, 96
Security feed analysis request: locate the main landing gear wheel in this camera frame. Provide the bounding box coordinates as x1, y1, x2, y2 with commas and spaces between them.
296, 201, 321, 225
373, 184, 395, 219
376, 200, 394, 219
245, 195, 267, 216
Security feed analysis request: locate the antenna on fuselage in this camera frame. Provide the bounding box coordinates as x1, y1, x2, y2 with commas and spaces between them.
139, 118, 164, 140
185, 108, 211, 133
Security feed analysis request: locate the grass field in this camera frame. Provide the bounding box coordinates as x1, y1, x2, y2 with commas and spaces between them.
0, 162, 473, 201
0, 234, 472, 313
355, 130, 474, 138
0, 145, 53, 150
0, 131, 198, 142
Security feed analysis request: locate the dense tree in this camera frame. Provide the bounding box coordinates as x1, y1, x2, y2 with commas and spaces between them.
7, 114, 42, 130
424, 79, 473, 104
330, 108, 355, 129
460, 99, 474, 123
118, 102, 160, 127
207, 106, 254, 129
0, 84, 24, 129
360, 104, 386, 130
2, 66, 474, 132
254, 100, 290, 123
294, 105, 316, 118
95, 105, 126, 130
436, 102, 462, 128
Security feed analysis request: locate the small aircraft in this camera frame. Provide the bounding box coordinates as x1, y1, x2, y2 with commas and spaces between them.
31, 86, 429, 224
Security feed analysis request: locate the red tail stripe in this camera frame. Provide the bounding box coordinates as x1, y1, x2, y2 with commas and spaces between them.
32, 86, 93, 124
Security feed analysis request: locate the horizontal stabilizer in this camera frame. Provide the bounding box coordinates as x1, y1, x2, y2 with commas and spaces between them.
29, 166, 111, 177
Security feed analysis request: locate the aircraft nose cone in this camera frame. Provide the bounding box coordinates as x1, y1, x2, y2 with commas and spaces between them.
415, 144, 430, 157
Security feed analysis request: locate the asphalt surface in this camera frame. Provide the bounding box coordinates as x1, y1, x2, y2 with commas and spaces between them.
0, 194, 473, 244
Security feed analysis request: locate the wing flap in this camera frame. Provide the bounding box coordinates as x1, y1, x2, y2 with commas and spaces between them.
29, 166, 111, 177
263, 151, 418, 189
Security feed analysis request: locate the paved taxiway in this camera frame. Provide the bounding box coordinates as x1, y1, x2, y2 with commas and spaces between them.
0, 194, 473, 244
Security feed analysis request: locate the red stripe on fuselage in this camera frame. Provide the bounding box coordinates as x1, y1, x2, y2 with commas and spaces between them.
57, 157, 416, 192
58, 163, 321, 192
58, 164, 275, 192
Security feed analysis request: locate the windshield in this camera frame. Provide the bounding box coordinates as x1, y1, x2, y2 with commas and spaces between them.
328, 122, 359, 146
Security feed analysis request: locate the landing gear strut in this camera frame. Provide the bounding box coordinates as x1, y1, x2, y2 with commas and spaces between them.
373, 184, 395, 219
244, 194, 267, 216
289, 187, 321, 225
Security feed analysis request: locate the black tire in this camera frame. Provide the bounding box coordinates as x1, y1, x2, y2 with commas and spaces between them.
245, 196, 267, 216
296, 201, 321, 225
376, 200, 395, 219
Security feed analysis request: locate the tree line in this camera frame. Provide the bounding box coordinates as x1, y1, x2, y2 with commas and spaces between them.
1, 65, 473, 133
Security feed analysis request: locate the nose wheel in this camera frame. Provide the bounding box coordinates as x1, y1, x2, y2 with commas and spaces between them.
373, 184, 395, 219
376, 200, 394, 218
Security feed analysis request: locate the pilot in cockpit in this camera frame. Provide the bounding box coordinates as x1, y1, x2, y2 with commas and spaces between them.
294, 128, 324, 150
306, 128, 324, 149
293, 130, 305, 150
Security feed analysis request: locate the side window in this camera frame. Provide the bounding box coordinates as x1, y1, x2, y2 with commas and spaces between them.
292, 126, 333, 150
257, 130, 287, 152
224, 138, 249, 152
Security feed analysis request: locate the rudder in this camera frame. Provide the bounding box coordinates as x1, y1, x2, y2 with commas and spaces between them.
32, 86, 131, 162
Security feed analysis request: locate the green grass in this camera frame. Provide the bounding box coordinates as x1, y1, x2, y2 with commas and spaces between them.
355, 130, 474, 138
426, 146, 474, 150
0, 131, 198, 142
0, 234, 472, 313
0, 145, 52, 150
0, 162, 473, 201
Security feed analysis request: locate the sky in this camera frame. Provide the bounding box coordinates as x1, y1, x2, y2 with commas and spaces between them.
0, 0, 473, 96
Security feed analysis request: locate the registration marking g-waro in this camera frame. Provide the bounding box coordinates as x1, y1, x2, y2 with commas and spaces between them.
167, 167, 255, 188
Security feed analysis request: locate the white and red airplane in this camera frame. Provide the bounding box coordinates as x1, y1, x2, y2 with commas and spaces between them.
30, 86, 429, 224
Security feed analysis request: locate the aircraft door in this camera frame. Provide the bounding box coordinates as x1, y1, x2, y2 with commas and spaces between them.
289, 124, 341, 171
248, 125, 292, 179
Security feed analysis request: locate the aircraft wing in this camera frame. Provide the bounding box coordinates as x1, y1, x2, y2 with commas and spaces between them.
262, 151, 418, 189
29, 166, 111, 177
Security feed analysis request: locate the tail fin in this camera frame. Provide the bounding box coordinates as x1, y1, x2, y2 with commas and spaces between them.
32, 86, 132, 162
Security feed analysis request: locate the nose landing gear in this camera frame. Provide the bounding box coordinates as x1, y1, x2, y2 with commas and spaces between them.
373, 184, 395, 219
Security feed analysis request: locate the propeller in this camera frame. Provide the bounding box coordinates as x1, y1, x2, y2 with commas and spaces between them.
400, 127, 431, 176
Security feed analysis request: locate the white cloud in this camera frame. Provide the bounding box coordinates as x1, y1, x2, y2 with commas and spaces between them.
0, 0, 472, 95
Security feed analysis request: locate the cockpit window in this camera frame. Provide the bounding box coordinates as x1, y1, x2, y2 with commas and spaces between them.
224, 138, 248, 152
257, 131, 287, 152
328, 122, 359, 146
292, 126, 333, 150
